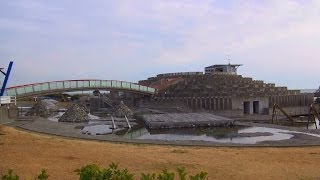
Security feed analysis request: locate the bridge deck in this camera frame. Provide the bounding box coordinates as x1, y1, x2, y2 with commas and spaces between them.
4, 79, 156, 98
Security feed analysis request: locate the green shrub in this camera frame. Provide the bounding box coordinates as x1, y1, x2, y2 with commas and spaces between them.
176, 167, 187, 180
156, 169, 174, 180
36, 169, 49, 180
1, 169, 19, 180
140, 173, 156, 180
189, 171, 208, 180
76, 163, 134, 180
3, 163, 208, 180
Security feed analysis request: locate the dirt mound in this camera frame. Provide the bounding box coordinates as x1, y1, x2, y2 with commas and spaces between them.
112, 101, 134, 118
58, 104, 88, 123
26, 99, 59, 117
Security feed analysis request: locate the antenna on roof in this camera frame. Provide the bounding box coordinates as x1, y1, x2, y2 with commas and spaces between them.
226, 54, 231, 65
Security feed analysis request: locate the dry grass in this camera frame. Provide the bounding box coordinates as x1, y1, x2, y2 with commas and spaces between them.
1, 125, 320, 180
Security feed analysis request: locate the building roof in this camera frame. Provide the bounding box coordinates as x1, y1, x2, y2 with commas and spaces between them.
205, 64, 242, 69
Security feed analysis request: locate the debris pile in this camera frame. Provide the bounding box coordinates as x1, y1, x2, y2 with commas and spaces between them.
102, 96, 114, 107
59, 104, 88, 123
112, 101, 134, 118
26, 99, 59, 117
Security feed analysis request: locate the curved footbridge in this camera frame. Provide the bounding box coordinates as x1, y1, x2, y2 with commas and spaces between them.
4, 79, 157, 98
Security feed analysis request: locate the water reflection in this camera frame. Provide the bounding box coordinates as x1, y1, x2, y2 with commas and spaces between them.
119, 126, 298, 144
81, 124, 113, 135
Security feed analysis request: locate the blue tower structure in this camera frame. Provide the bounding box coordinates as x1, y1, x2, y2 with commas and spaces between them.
0, 61, 13, 96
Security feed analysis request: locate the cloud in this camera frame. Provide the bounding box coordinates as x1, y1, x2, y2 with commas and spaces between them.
0, 0, 319, 89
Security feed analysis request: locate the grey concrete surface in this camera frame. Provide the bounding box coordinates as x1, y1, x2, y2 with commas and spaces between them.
6, 117, 320, 147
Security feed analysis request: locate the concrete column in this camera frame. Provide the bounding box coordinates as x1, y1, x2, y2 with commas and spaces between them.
204, 98, 207, 109
216, 98, 220, 110
191, 97, 194, 108
195, 98, 198, 109
221, 97, 224, 110
289, 96, 292, 106
250, 101, 253, 115
222, 97, 225, 110
209, 97, 212, 110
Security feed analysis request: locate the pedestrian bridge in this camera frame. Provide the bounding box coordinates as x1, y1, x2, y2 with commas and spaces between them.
3, 79, 156, 98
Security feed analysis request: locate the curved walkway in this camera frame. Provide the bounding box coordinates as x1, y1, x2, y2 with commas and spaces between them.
4, 79, 156, 98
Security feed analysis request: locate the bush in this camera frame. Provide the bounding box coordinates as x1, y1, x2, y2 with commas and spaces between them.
76, 163, 134, 180
1, 169, 19, 180
77, 163, 207, 180
2, 163, 208, 180
1, 169, 48, 180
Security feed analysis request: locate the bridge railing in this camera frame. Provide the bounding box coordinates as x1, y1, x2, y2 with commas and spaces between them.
4, 80, 156, 97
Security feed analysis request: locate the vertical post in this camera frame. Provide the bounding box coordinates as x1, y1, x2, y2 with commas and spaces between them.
125, 115, 131, 129
111, 116, 117, 129
1, 61, 13, 96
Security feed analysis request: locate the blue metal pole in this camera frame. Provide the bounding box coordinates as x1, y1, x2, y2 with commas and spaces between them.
0, 61, 13, 96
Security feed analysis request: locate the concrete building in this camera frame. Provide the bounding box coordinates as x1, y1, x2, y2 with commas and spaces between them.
139, 64, 314, 116
205, 64, 242, 75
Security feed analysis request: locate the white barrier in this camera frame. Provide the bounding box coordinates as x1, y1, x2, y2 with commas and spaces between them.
0, 96, 16, 105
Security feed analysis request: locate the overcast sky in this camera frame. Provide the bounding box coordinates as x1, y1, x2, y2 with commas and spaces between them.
1, 0, 320, 89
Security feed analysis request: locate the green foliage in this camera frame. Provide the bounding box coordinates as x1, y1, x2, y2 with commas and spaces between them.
140, 173, 156, 180
1, 169, 19, 180
189, 171, 208, 180
3, 163, 208, 180
36, 169, 49, 180
76, 164, 107, 180
156, 169, 174, 180
176, 167, 187, 180
76, 163, 134, 180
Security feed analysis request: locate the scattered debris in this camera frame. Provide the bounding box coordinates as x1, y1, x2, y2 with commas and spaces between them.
26, 99, 59, 117
112, 101, 134, 118
58, 104, 88, 123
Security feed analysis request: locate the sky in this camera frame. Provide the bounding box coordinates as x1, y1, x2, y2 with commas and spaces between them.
0, 0, 320, 89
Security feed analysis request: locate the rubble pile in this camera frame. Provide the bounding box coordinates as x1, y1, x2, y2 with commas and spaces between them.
112, 101, 134, 118
102, 96, 114, 107
26, 99, 59, 117
59, 104, 88, 123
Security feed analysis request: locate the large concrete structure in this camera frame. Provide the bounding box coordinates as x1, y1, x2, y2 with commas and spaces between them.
139, 64, 314, 116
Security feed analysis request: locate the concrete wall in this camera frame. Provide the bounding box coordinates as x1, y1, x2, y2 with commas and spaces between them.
152, 96, 233, 111
269, 106, 310, 116
269, 93, 314, 107
231, 97, 269, 115
0, 105, 18, 124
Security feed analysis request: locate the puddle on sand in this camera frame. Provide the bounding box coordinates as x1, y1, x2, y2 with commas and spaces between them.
81, 125, 114, 135
121, 126, 320, 144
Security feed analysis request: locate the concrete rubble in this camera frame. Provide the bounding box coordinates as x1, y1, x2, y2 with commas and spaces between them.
112, 101, 134, 118
141, 113, 235, 129
26, 99, 59, 118
58, 103, 88, 123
